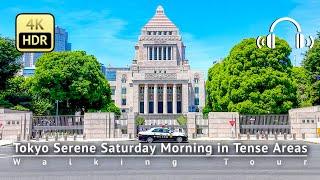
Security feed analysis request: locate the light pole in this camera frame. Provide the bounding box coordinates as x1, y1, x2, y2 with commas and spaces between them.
55, 100, 61, 127
55, 100, 59, 116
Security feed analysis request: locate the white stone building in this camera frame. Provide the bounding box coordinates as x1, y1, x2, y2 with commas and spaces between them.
113, 6, 205, 115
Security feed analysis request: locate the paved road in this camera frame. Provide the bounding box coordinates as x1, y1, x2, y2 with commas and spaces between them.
0, 140, 319, 180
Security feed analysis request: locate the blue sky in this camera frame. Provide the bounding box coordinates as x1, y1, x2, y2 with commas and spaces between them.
0, 0, 320, 75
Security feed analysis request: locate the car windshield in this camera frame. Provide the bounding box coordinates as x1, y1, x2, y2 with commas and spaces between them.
151, 128, 163, 132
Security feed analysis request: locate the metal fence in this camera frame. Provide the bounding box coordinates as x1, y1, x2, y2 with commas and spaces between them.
239, 114, 290, 134
32, 115, 84, 138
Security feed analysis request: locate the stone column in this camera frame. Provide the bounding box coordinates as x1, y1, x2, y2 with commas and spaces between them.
187, 112, 196, 138
154, 84, 158, 114
127, 112, 136, 138
182, 83, 189, 113
144, 84, 148, 114
173, 84, 177, 114
133, 84, 139, 113
163, 84, 167, 114
152, 47, 155, 60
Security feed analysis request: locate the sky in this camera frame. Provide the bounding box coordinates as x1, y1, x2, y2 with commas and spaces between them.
0, 0, 320, 75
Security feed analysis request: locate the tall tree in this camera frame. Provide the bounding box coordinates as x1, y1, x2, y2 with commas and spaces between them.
205, 38, 298, 114
291, 67, 316, 107
0, 37, 22, 90
302, 32, 320, 105
29, 51, 116, 115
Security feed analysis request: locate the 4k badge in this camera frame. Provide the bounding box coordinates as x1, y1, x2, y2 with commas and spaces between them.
16, 13, 55, 52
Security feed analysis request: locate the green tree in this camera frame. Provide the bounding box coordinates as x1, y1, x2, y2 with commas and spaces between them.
291, 67, 316, 107
302, 32, 320, 105
0, 37, 22, 90
3, 76, 32, 107
176, 115, 187, 126
135, 116, 145, 125
29, 51, 117, 115
205, 38, 298, 114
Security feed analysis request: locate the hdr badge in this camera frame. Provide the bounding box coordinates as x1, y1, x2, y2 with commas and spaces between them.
16, 13, 55, 52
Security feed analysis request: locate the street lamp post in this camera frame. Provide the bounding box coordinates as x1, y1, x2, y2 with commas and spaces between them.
56, 100, 59, 116
55, 100, 61, 126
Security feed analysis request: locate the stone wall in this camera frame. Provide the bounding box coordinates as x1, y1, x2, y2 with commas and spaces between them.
289, 106, 320, 138
127, 112, 136, 138
83, 112, 115, 139
187, 112, 197, 137
208, 112, 239, 138
0, 108, 32, 140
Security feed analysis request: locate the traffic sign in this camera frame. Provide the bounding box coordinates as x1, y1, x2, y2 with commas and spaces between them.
16, 13, 55, 52
229, 119, 236, 126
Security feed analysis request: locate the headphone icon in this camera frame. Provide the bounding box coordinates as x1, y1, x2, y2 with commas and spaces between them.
256, 17, 314, 49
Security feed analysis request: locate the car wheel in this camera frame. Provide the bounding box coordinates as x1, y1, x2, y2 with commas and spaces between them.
176, 137, 183, 143
147, 137, 154, 143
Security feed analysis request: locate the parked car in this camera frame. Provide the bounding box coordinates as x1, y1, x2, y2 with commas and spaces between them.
138, 127, 188, 143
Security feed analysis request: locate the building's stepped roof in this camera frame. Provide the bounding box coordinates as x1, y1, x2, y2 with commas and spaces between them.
144, 5, 177, 29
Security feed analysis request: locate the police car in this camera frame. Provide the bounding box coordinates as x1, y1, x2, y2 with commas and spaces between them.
138, 127, 188, 143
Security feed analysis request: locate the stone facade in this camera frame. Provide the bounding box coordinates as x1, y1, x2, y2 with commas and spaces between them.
186, 112, 239, 138
289, 106, 320, 138
112, 6, 205, 115
0, 108, 32, 140
207, 112, 239, 138
83, 112, 115, 139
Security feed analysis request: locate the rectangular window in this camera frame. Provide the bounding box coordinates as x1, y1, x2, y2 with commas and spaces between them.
159, 47, 162, 60
195, 87, 199, 94
154, 47, 158, 60
149, 47, 152, 60
111, 88, 115, 95
168, 47, 171, 60
122, 98, 126, 105
163, 47, 166, 60
194, 97, 199, 105
148, 86, 154, 93
121, 87, 126, 94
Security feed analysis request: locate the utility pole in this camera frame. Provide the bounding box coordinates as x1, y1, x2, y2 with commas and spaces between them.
56, 100, 59, 116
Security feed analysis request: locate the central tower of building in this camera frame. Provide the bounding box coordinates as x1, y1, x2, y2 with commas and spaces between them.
131, 5, 188, 70
113, 6, 205, 116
